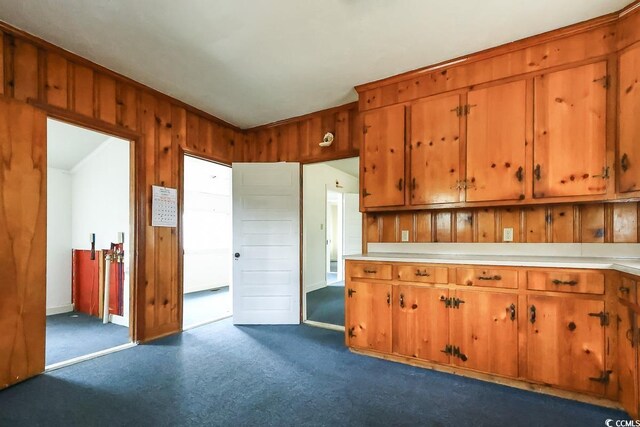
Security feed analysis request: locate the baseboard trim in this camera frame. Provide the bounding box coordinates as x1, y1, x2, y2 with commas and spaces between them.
183, 313, 233, 331
304, 320, 345, 332
305, 281, 327, 293
350, 348, 622, 410
46, 304, 74, 316
45, 342, 137, 372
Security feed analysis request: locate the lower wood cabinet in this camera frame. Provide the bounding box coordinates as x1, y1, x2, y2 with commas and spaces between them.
392, 285, 450, 363
345, 280, 392, 353
345, 260, 640, 414
617, 277, 639, 418
526, 296, 607, 395
450, 290, 518, 377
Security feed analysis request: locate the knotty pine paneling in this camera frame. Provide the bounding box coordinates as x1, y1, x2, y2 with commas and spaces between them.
368, 203, 640, 245
244, 102, 359, 163
0, 26, 241, 342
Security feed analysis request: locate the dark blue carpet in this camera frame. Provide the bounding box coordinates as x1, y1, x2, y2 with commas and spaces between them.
307, 285, 344, 326
46, 311, 130, 365
2, 318, 628, 426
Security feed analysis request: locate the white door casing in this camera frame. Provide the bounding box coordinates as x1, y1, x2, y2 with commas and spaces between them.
232, 162, 300, 324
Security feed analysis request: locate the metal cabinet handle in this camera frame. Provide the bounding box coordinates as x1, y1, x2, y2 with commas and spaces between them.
619, 286, 630, 294
621, 153, 630, 172
529, 305, 536, 324
415, 270, 430, 277
534, 164, 541, 181
478, 275, 501, 281
397, 178, 403, 191
515, 166, 524, 182
551, 279, 577, 286
509, 304, 516, 321
387, 292, 391, 306
399, 294, 405, 308
363, 269, 377, 274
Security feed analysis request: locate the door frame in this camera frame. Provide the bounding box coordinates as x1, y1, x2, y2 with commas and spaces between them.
177, 148, 233, 330
300, 158, 358, 327
30, 100, 141, 342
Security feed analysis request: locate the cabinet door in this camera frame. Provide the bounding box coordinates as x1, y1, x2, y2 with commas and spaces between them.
466, 80, 527, 202
449, 290, 518, 377
346, 281, 392, 353
533, 62, 608, 198
409, 94, 462, 204
619, 44, 640, 193
618, 301, 639, 419
362, 105, 405, 208
526, 296, 606, 394
392, 286, 449, 363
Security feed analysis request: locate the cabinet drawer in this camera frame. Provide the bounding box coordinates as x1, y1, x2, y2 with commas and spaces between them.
526, 270, 604, 294
395, 265, 448, 284
349, 263, 392, 280
455, 268, 518, 289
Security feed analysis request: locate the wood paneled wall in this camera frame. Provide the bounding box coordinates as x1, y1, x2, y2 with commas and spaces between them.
0, 24, 246, 342
243, 103, 360, 163
365, 202, 640, 244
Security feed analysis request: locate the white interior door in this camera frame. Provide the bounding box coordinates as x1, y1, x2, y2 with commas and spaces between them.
232, 162, 300, 324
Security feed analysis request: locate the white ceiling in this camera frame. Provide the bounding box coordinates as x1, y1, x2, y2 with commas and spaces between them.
0, 1, 631, 128
47, 119, 112, 171
324, 157, 359, 178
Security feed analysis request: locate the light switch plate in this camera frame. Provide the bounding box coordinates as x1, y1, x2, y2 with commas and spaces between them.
401, 230, 410, 242
503, 228, 514, 242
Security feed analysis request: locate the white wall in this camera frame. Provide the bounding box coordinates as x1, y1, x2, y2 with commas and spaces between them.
71, 137, 130, 325
183, 156, 232, 294
46, 168, 73, 314
303, 163, 358, 293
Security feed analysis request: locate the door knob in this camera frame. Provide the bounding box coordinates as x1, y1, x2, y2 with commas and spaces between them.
234, 253, 240, 258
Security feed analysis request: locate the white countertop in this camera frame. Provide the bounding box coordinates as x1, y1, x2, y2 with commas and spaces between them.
345, 253, 640, 276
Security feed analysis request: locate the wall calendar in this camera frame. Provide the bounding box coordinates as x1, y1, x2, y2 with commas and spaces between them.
151, 185, 178, 227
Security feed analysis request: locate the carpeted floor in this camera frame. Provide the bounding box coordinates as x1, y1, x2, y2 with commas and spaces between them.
46, 311, 130, 365
1, 318, 629, 426
306, 284, 344, 326
183, 287, 231, 327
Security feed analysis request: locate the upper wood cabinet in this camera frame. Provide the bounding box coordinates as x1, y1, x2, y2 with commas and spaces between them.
619, 44, 640, 193
466, 80, 527, 202
362, 104, 405, 208
409, 94, 462, 205
533, 62, 609, 198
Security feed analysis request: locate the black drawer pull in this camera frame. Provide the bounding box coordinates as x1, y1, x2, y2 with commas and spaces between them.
478, 275, 501, 281
415, 270, 430, 277
363, 269, 377, 274
529, 305, 536, 324
551, 279, 577, 286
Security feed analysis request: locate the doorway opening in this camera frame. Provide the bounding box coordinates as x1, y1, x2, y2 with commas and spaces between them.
45, 118, 133, 367
303, 157, 361, 329
182, 155, 232, 329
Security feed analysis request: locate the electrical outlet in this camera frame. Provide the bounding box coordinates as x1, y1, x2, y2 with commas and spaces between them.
503, 227, 514, 242
401, 230, 409, 242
